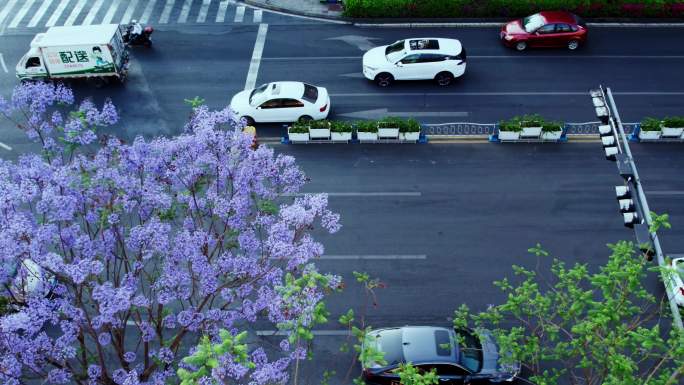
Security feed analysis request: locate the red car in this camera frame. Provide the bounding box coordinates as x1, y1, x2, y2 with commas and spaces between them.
500, 11, 587, 51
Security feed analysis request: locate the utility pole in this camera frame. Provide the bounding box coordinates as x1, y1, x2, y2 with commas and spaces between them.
591, 85, 683, 330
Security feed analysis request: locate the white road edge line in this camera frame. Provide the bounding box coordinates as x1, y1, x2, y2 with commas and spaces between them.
0, 53, 8, 73
263, 55, 684, 60
648, 191, 684, 196
269, 254, 427, 260
284, 192, 422, 197
329, 92, 684, 97
244, 23, 268, 90
243, 3, 349, 25
354, 22, 684, 28
0, 142, 12, 151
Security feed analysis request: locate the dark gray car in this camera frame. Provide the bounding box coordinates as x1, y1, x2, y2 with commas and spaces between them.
361, 326, 520, 384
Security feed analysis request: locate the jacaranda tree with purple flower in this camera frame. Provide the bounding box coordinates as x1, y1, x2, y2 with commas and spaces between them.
0, 82, 341, 385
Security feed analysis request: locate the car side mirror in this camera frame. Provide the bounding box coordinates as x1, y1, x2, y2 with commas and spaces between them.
396, 62, 403, 67
256, 106, 262, 110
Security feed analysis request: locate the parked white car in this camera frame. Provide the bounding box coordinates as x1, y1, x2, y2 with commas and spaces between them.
230, 82, 330, 125
672, 257, 684, 307
362, 38, 467, 87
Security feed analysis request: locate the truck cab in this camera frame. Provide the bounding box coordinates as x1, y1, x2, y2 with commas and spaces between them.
16, 48, 48, 80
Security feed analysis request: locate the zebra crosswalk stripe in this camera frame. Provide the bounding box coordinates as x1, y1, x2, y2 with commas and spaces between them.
121, 0, 140, 24
159, 0, 175, 24
140, 0, 158, 23
101, 0, 122, 24
253, 9, 262, 23
8, 0, 36, 28
46, 0, 71, 27
177, 0, 192, 23
216, 0, 230, 23
64, 0, 89, 27
28, 0, 54, 27
197, 0, 211, 23
82, 0, 106, 26
234, 5, 245, 23
0, 0, 20, 26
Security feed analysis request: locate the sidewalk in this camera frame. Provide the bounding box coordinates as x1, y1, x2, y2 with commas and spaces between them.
242, 0, 344, 20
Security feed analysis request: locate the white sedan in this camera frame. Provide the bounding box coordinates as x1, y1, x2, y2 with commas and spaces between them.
362, 38, 466, 87
230, 82, 330, 125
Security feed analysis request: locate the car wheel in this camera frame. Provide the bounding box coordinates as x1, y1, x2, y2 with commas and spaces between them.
567, 39, 580, 50
241, 116, 255, 126
435, 72, 454, 86
375, 73, 393, 87
515, 41, 527, 51
298, 115, 313, 122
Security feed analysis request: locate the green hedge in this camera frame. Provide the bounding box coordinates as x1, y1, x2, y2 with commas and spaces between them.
343, 0, 684, 18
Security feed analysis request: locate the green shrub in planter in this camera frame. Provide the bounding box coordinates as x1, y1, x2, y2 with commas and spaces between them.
378, 116, 407, 129
356, 120, 378, 133
520, 114, 545, 128
499, 117, 522, 132
330, 120, 353, 133
662, 116, 684, 128
403, 118, 421, 133
289, 122, 310, 134
309, 119, 331, 129
542, 121, 563, 132
640, 117, 662, 131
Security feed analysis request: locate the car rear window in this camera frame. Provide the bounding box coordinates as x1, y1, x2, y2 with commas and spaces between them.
434, 330, 452, 356
375, 329, 404, 365
302, 84, 318, 103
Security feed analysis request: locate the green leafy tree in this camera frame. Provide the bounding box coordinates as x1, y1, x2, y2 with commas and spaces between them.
396, 362, 439, 385
177, 330, 254, 385
453, 241, 684, 385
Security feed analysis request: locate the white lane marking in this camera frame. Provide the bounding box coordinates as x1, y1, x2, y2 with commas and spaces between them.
120, 0, 140, 24
139, 0, 158, 23
196, 0, 211, 22
0, 142, 12, 151
263, 55, 684, 60
28, 0, 54, 27
177, 0, 192, 23
254, 6, 348, 25
285, 192, 422, 197
648, 191, 684, 196
0, 53, 8, 73
234, 5, 244, 22
244, 23, 268, 90
9, 0, 36, 28
253, 9, 262, 23
329, 91, 684, 97
82, 0, 106, 25
159, 0, 175, 24
101, 0, 121, 24
216, 0, 230, 23
257, 330, 348, 336
0, 0, 20, 26
63, 0, 88, 26
319, 254, 427, 260
46, 0, 72, 26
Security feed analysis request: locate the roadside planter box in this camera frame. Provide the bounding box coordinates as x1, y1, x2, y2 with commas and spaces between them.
288, 125, 310, 142
541, 122, 563, 141
519, 115, 544, 138
377, 124, 400, 139
330, 121, 353, 142
308, 120, 331, 140
638, 117, 662, 140
498, 130, 521, 140
399, 118, 421, 142
357, 131, 379, 141
400, 132, 420, 141
355, 121, 379, 142
661, 117, 684, 138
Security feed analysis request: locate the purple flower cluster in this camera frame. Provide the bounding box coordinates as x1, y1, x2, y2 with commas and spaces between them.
0, 82, 341, 384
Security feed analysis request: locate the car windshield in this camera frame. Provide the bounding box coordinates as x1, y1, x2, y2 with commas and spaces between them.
369, 329, 404, 367
249, 83, 269, 105
523, 13, 546, 33
385, 40, 405, 62
456, 329, 483, 373
302, 84, 318, 103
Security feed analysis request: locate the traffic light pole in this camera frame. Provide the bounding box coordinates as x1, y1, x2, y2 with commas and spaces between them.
602, 86, 683, 330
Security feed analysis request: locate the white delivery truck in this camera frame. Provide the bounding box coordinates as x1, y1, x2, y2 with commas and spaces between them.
16, 24, 129, 84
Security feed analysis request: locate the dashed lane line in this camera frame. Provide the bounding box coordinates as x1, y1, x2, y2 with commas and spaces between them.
244, 23, 268, 90
0, 53, 8, 73
0, 142, 12, 151
648, 191, 684, 196
263, 55, 684, 61
284, 192, 422, 197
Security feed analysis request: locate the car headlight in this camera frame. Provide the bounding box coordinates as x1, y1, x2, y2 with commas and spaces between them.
504, 35, 514, 41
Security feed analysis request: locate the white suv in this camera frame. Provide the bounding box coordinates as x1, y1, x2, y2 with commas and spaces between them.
362, 38, 466, 87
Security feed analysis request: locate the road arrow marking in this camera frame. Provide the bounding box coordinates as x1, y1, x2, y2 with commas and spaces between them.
337, 108, 468, 119
325, 35, 381, 51
0, 53, 7, 73
338, 72, 365, 78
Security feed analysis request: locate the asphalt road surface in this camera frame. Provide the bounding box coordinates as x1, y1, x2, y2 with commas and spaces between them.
1, 5, 684, 384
